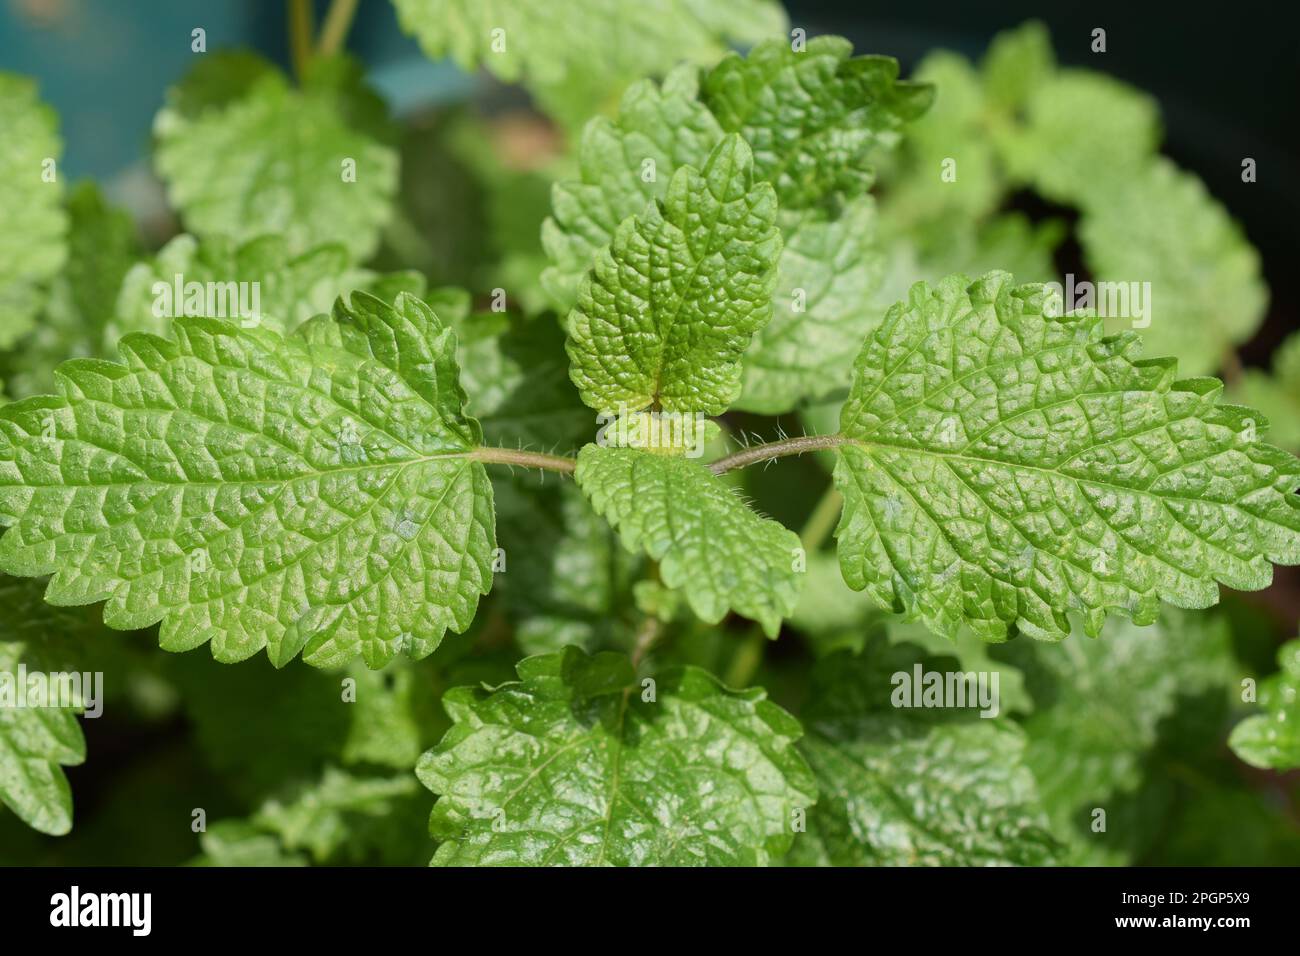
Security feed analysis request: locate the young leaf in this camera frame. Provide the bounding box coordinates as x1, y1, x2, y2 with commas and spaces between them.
833, 272, 1300, 643
0, 72, 67, 348
417, 647, 815, 865
790, 638, 1059, 866
1229, 638, 1300, 770
391, 0, 786, 130
566, 134, 781, 416
154, 58, 397, 260
576, 445, 802, 636
0, 292, 495, 669
541, 65, 723, 310
701, 37, 932, 208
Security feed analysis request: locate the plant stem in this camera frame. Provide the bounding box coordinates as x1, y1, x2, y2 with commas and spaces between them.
723, 629, 766, 687
800, 485, 843, 551
709, 433, 846, 476
1221, 348, 1244, 388
288, 0, 315, 81
469, 446, 578, 474
317, 0, 360, 57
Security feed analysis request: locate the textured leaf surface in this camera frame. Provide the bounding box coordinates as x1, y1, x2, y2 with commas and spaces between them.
1079, 158, 1268, 377
833, 272, 1300, 643
736, 198, 888, 412
0, 293, 495, 668
0, 72, 67, 348
0, 575, 93, 835
1230, 638, 1300, 770
541, 66, 722, 310
566, 135, 780, 416
418, 647, 815, 865
790, 638, 1059, 866
576, 445, 801, 635
154, 59, 397, 259
392, 0, 785, 130
702, 37, 931, 208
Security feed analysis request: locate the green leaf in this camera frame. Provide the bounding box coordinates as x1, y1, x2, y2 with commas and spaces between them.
701, 37, 932, 208
391, 0, 786, 130
253, 767, 422, 863
790, 638, 1059, 866
192, 820, 307, 867
418, 646, 815, 865
0, 72, 67, 348
113, 233, 421, 342
566, 134, 781, 416
1230, 638, 1300, 770
735, 197, 890, 413
493, 475, 640, 656
0, 292, 496, 668
154, 57, 397, 260
1002, 611, 1235, 845
979, 21, 1056, 112
3, 183, 140, 399
833, 271, 1300, 643
994, 70, 1160, 205
453, 310, 592, 453
1235, 333, 1300, 452
876, 52, 1004, 236
576, 445, 802, 636
0, 575, 94, 835
159, 49, 279, 121
541, 65, 723, 311
1079, 158, 1268, 377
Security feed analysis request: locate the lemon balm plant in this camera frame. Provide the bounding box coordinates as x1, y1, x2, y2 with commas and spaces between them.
0, 3, 1297, 867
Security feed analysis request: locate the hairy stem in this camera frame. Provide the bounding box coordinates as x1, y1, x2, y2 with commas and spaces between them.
288, 0, 315, 81
317, 0, 360, 56
709, 433, 847, 476
469, 447, 578, 474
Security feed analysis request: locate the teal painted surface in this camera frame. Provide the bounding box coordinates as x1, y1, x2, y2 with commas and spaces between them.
0, 0, 467, 179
